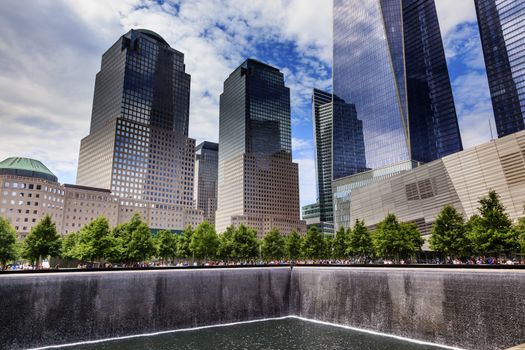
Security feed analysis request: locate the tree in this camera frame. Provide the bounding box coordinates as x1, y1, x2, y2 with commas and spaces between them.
76, 217, 113, 263
301, 226, 326, 260
332, 227, 348, 259
467, 190, 518, 254
155, 230, 178, 263
429, 205, 470, 257
230, 225, 258, 261
61, 231, 81, 261
22, 215, 61, 266
261, 228, 285, 261
324, 234, 334, 259
127, 222, 156, 263
0, 217, 18, 268
217, 225, 235, 260
190, 221, 219, 261
346, 219, 373, 259
285, 230, 302, 261
176, 225, 194, 259
512, 206, 525, 254
372, 214, 423, 261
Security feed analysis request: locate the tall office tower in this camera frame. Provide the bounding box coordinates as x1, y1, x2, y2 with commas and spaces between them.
312, 89, 366, 225
77, 29, 200, 230
194, 141, 218, 225
475, 0, 525, 137
333, 0, 462, 171
215, 59, 306, 236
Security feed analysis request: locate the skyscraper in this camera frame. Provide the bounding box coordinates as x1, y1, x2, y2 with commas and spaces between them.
194, 141, 218, 225
332, 0, 463, 229
333, 0, 462, 171
475, 0, 525, 137
215, 59, 305, 236
312, 89, 366, 225
77, 29, 201, 230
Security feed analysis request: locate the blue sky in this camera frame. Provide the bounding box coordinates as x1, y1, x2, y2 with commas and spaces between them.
0, 0, 494, 209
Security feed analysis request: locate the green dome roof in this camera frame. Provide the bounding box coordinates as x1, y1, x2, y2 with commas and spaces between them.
0, 157, 58, 182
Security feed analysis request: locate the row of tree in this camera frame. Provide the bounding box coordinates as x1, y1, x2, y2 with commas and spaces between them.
1, 190, 524, 268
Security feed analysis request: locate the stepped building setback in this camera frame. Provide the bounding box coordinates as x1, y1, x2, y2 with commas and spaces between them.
76, 29, 202, 231
215, 59, 306, 236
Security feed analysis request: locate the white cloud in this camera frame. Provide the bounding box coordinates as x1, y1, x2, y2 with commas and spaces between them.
435, 0, 477, 38
452, 71, 495, 149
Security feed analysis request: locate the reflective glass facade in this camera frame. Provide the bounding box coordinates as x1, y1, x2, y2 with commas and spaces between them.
77, 29, 197, 223
333, 0, 462, 170
194, 141, 218, 225
475, 0, 525, 137
312, 89, 366, 224
216, 59, 304, 235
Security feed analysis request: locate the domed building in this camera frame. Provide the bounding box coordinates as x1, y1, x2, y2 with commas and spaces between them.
0, 157, 64, 238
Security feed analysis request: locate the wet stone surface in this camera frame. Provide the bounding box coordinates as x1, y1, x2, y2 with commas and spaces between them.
62, 318, 444, 350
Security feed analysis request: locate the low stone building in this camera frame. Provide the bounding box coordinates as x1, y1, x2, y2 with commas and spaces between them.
0, 157, 203, 238
333, 130, 525, 238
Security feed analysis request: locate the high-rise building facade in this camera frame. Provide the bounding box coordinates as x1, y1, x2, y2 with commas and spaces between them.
332, 0, 463, 229
194, 141, 218, 225
77, 29, 201, 230
475, 0, 525, 137
215, 59, 306, 236
333, 0, 462, 171
312, 89, 366, 225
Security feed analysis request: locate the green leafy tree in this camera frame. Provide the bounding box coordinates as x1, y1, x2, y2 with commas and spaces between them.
372, 214, 423, 261
0, 217, 18, 268
346, 219, 373, 259
127, 222, 156, 263
155, 230, 178, 263
513, 206, 525, 254
301, 226, 326, 260
324, 234, 334, 259
467, 190, 518, 254
61, 231, 81, 260
190, 221, 219, 261
217, 225, 235, 260
176, 225, 194, 259
285, 230, 302, 261
332, 227, 348, 259
261, 228, 285, 261
230, 225, 258, 260
76, 217, 113, 263
22, 215, 61, 266
429, 205, 470, 257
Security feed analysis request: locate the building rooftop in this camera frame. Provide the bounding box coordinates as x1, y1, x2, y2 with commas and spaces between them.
0, 157, 58, 182
135, 29, 169, 46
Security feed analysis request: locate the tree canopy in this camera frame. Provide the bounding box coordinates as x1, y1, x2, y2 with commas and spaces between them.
467, 190, 518, 254
285, 230, 302, 261
429, 205, 470, 257
190, 221, 219, 260
22, 214, 61, 265
261, 228, 285, 261
372, 214, 423, 261
346, 219, 373, 258
0, 217, 18, 268
301, 226, 326, 260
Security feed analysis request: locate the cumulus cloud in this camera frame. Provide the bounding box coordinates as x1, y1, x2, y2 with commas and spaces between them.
0, 0, 331, 204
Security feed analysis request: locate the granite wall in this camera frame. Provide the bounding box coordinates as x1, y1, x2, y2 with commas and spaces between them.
0, 267, 291, 349
1, 267, 524, 350
290, 267, 525, 350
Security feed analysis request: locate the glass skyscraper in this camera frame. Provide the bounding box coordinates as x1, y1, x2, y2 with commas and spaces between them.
332, 0, 463, 229
215, 59, 305, 236
475, 0, 525, 137
77, 29, 201, 230
312, 89, 366, 225
333, 0, 462, 170
194, 141, 219, 225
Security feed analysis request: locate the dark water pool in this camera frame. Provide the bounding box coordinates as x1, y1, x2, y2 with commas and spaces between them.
63, 318, 447, 350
